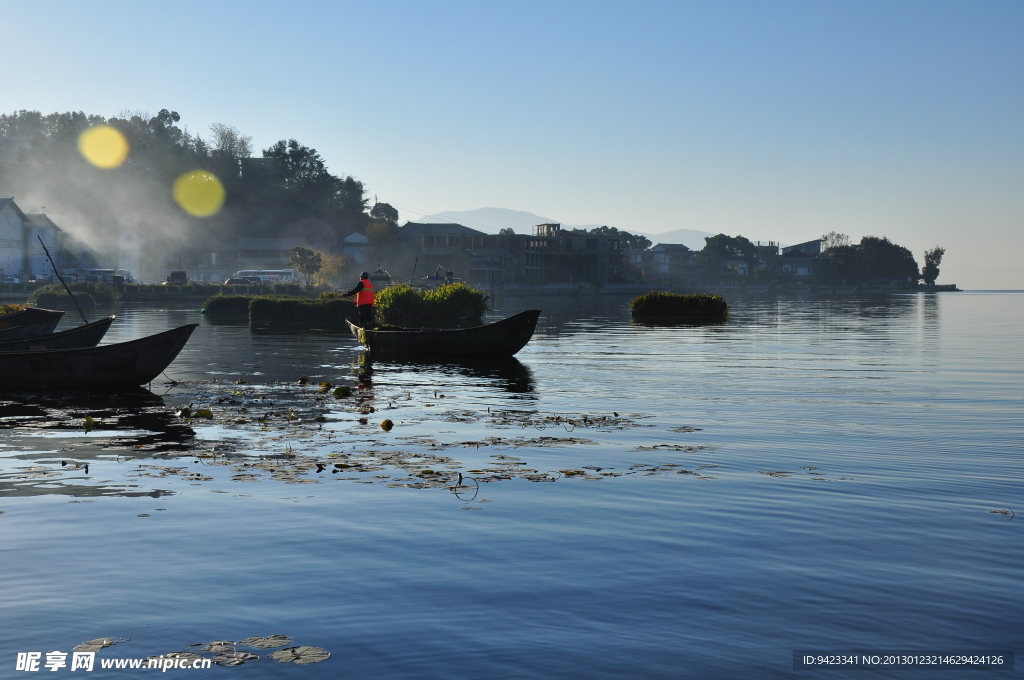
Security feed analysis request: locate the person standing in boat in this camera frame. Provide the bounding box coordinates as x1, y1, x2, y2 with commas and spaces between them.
345, 271, 375, 328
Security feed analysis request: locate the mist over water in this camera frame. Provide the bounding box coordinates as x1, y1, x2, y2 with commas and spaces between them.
0, 110, 371, 278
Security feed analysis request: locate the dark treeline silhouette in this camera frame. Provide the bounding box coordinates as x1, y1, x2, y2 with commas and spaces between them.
816, 236, 921, 286
688, 231, 941, 287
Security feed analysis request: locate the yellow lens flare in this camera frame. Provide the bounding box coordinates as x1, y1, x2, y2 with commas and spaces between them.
173, 170, 226, 217
78, 125, 130, 169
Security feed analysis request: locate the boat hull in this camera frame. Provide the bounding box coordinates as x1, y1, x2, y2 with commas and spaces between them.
0, 316, 115, 352
348, 310, 540, 358
0, 308, 65, 340
0, 324, 198, 390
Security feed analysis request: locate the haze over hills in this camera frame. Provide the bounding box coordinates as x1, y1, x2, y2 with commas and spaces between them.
411, 207, 716, 250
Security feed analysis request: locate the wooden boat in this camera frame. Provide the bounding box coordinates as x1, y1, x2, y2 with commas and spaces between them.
348, 310, 541, 358
0, 316, 115, 352
0, 307, 65, 340
0, 324, 198, 390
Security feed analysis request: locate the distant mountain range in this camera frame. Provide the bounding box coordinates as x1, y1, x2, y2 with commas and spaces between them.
410, 207, 715, 250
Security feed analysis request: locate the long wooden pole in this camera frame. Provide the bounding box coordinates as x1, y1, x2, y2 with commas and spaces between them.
37, 235, 88, 324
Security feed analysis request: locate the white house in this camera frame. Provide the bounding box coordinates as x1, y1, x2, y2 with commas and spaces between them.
343, 231, 369, 263
649, 243, 692, 277
0, 198, 61, 279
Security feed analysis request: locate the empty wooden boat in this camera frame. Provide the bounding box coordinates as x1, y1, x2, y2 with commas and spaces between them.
0, 324, 198, 390
0, 307, 65, 340
0, 316, 115, 352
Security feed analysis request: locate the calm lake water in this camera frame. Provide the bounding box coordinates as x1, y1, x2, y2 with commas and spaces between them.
1, 292, 1021, 678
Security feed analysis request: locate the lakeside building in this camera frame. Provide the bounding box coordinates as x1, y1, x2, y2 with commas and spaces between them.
0, 197, 63, 280
782, 239, 822, 256
396, 222, 629, 287
211, 237, 340, 272
633, 243, 695, 283
342, 232, 369, 263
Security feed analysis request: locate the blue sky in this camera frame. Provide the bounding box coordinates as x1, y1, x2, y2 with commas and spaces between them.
5, 1, 1023, 287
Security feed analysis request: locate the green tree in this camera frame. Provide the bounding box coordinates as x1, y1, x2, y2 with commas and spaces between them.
857, 236, 919, 282
699, 234, 757, 264
370, 202, 399, 225
821, 231, 851, 252
922, 246, 945, 285
262, 139, 336, 195
209, 123, 253, 161
289, 246, 323, 285
816, 237, 920, 285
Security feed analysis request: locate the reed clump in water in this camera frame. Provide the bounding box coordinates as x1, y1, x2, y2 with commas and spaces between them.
29, 282, 118, 307
201, 294, 258, 316
630, 292, 729, 321
248, 292, 355, 328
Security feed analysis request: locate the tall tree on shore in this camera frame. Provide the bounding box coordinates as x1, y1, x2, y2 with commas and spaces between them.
370, 202, 399, 225
922, 246, 945, 285
209, 123, 253, 161
699, 234, 757, 266
289, 246, 323, 285
262, 139, 336, 196
821, 231, 851, 252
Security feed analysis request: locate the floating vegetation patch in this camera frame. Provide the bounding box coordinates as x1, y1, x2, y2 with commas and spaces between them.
0, 375, 716, 503
213, 651, 258, 666
988, 508, 1015, 518
197, 641, 232, 653
633, 444, 712, 452
269, 646, 331, 665
759, 470, 795, 478
798, 465, 850, 482
237, 635, 291, 649
669, 426, 703, 433
630, 292, 729, 323
118, 635, 328, 668
73, 638, 125, 653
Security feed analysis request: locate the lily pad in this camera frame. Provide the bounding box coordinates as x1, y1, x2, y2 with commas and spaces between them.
72, 638, 120, 653
200, 641, 234, 653
238, 635, 291, 649
269, 646, 331, 665
212, 651, 258, 666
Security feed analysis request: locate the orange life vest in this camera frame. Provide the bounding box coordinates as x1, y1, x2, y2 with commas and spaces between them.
355, 279, 375, 306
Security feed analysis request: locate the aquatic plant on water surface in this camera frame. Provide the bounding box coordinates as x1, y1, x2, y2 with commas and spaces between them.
374, 283, 490, 328
201, 294, 260, 316
28, 281, 118, 307
248, 293, 355, 327
630, 292, 729, 320
203, 290, 341, 315
28, 281, 116, 305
